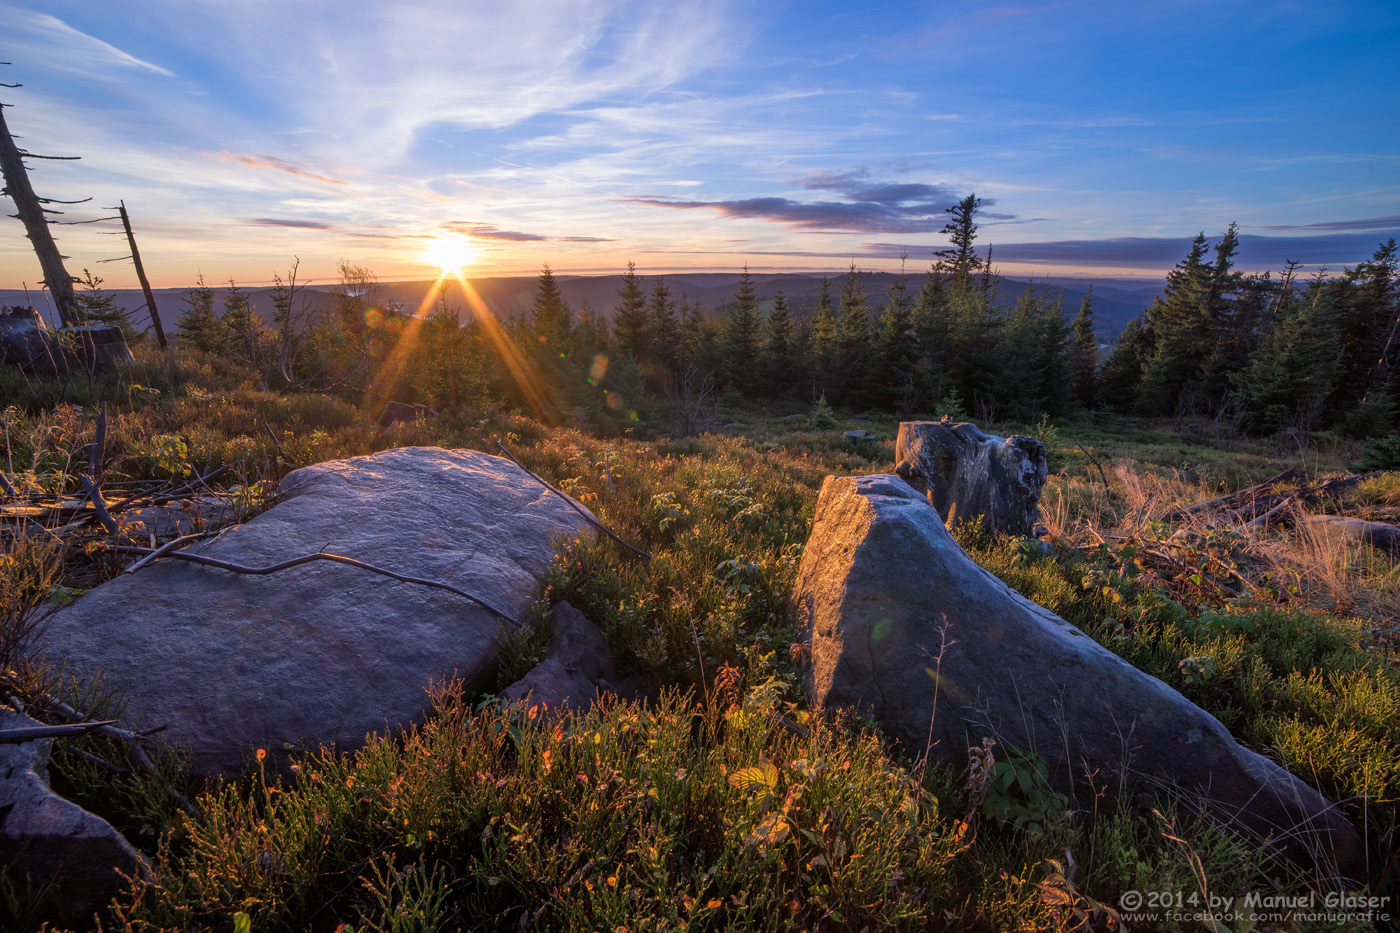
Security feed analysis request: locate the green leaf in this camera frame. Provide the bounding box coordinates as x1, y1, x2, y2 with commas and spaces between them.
233, 912, 252, 933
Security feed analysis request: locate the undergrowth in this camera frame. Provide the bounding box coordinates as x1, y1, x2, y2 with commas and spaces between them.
2, 359, 1396, 931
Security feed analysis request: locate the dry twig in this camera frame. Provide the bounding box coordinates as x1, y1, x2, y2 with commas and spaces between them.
496, 440, 652, 560
105, 544, 523, 627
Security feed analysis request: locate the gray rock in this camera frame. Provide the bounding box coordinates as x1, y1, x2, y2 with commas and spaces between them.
0, 709, 146, 927
844, 430, 878, 444
796, 474, 1358, 873
501, 603, 618, 715
38, 447, 595, 776
895, 419, 1047, 538
722, 422, 748, 429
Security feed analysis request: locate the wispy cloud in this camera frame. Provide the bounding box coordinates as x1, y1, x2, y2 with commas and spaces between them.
217, 153, 346, 186
6, 10, 175, 77
440, 222, 612, 243
172, 0, 745, 168
1258, 215, 1400, 233
246, 218, 335, 229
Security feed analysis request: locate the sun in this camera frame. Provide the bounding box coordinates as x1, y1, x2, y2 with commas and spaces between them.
421, 235, 477, 273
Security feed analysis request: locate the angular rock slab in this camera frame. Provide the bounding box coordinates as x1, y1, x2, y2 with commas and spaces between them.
894, 419, 1047, 537
39, 447, 595, 776
796, 474, 1357, 873
502, 602, 619, 715
1, 709, 146, 927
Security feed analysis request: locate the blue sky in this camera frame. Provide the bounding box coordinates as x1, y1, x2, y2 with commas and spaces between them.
1, 0, 1397, 288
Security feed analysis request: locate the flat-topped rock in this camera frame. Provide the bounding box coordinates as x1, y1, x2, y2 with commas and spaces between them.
37, 446, 594, 776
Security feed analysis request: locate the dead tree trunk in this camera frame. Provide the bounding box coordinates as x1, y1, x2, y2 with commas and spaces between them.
117, 201, 166, 348
0, 102, 78, 326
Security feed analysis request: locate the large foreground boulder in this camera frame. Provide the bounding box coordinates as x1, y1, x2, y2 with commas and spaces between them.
1, 709, 146, 927
894, 419, 1047, 537
38, 447, 594, 776
796, 474, 1358, 874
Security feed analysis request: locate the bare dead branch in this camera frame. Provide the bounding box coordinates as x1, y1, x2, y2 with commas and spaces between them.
87, 401, 106, 478
496, 440, 652, 561
0, 719, 119, 744
37, 693, 202, 821
264, 421, 291, 465
122, 531, 216, 575
105, 544, 524, 627
79, 475, 117, 534
1073, 439, 1110, 488
1160, 468, 1301, 524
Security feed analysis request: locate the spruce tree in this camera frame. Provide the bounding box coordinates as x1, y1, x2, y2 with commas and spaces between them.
72, 269, 135, 338
763, 288, 795, 396
648, 276, 680, 375
1137, 233, 1215, 415
573, 299, 608, 362
1240, 274, 1339, 432
877, 269, 917, 407
1069, 288, 1099, 409
220, 280, 266, 367
1332, 239, 1399, 411
912, 267, 951, 401
835, 262, 871, 404
1002, 286, 1052, 418
1099, 314, 1153, 412
1036, 290, 1072, 416
807, 278, 838, 395
611, 261, 651, 364
530, 264, 572, 350
720, 264, 763, 392
176, 274, 223, 352
936, 193, 983, 296
528, 266, 575, 414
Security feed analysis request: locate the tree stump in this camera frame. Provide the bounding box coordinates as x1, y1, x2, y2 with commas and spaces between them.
894, 419, 1047, 538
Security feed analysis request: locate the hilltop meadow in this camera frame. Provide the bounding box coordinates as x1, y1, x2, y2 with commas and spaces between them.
4, 214, 1400, 931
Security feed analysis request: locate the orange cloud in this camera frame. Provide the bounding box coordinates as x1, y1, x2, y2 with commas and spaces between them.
215, 151, 346, 186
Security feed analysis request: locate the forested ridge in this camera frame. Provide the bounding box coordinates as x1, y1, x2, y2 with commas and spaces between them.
153, 195, 1400, 442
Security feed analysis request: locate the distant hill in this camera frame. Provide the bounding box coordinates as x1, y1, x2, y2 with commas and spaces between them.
0, 271, 1163, 343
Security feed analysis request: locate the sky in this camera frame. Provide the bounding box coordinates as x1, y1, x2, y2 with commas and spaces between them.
1, 0, 1397, 290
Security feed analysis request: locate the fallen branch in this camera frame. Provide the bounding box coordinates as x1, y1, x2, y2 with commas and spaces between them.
1160, 467, 1301, 524
106, 462, 235, 513
264, 421, 291, 466
79, 401, 118, 534
122, 531, 216, 575
496, 440, 652, 560
0, 719, 119, 744
39, 693, 202, 821
105, 544, 524, 627
1242, 492, 1303, 529
79, 474, 117, 535
87, 400, 106, 479
1073, 439, 1110, 488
